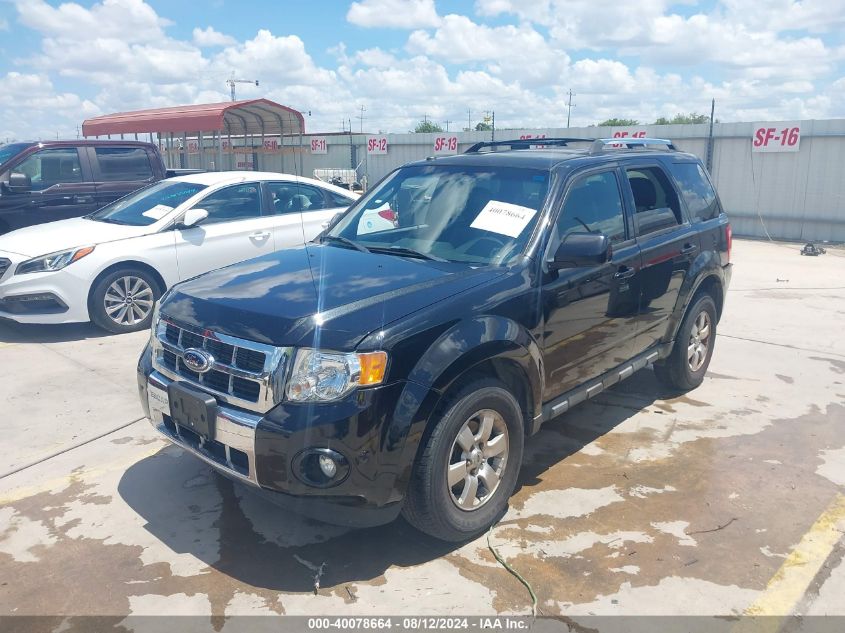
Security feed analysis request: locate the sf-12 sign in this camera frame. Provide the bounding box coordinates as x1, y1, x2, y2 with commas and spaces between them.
310, 137, 328, 155
752, 122, 801, 152
433, 135, 458, 155
367, 136, 388, 155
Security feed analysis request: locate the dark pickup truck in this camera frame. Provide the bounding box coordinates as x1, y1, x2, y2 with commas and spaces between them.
0, 139, 193, 234
138, 137, 732, 542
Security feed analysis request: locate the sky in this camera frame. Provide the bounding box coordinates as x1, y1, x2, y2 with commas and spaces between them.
1, 0, 844, 141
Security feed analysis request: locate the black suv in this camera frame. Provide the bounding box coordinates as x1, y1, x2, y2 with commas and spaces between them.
137, 137, 732, 542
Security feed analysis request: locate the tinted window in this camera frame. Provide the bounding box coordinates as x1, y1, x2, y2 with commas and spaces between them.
11, 148, 83, 191
267, 181, 324, 215
626, 166, 682, 236
89, 180, 208, 226
557, 171, 626, 244
670, 162, 719, 222
329, 165, 550, 265
95, 147, 154, 181
194, 183, 262, 224
329, 191, 356, 207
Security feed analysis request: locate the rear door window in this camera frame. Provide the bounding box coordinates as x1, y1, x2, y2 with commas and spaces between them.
267, 182, 329, 213
625, 166, 683, 236
95, 147, 154, 181
669, 162, 720, 222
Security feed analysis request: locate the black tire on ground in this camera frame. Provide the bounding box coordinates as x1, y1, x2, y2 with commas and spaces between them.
89, 267, 162, 334
402, 378, 525, 542
654, 293, 718, 392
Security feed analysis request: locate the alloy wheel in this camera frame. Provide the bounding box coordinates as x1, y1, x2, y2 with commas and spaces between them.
103, 275, 154, 326
447, 409, 509, 511
687, 310, 712, 372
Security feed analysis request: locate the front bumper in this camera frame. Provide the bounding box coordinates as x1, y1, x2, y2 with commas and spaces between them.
0, 251, 90, 323
138, 358, 407, 528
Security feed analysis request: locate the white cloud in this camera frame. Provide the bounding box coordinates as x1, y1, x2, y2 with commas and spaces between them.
192, 26, 236, 48
16, 0, 168, 43
347, 0, 440, 29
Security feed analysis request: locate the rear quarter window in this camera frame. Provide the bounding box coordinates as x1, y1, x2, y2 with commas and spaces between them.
95, 147, 154, 181
669, 162, 720, 222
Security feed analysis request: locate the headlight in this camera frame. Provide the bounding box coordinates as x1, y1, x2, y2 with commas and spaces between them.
16, 246, 96, 275
286, 348, 388, 402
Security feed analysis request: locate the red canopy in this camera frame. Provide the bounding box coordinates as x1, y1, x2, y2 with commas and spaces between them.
82, 99, 305, 137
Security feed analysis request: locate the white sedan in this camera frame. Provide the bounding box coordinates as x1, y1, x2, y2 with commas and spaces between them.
0, 171, 356, 332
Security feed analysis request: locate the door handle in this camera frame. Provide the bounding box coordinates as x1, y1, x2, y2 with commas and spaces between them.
73, 195, 94, 204
249, 231, 271, 239
680, 243, 698, 255
614, 266, 636, 280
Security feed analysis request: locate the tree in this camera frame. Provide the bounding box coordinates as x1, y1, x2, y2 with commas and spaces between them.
475, 121, 492, 131
597, 118, 640, 127
653, 113, 711, 125
415, 120, 444, 133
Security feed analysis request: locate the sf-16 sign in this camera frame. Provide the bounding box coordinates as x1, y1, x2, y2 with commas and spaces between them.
752, 122, 801, 152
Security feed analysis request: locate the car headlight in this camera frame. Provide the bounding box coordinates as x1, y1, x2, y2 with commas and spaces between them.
286, 348, 388, 402
16, 246, 95, 275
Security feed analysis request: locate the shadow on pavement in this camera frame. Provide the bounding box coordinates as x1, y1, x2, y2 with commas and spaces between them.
0, 318, 112, 344
118, 369, 664, 593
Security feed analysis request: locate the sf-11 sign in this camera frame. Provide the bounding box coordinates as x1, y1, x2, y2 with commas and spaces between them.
367, 136, 388, 155
310, 137, 328, 155
752, 122, 801, 152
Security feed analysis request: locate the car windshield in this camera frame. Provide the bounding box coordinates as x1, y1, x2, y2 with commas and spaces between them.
327, 164, 550, 265
0, 143, 32, 170
88, 180, 208, 226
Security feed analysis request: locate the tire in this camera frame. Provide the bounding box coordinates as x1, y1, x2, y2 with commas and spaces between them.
402, 379, 524, 542
654, 293, 718, 391
90, 267, 161, 334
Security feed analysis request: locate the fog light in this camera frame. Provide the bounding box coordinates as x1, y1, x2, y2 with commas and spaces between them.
318, 454, 338, 478
293, 448, 350, 488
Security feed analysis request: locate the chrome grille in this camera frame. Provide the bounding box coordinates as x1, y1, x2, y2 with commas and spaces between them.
0, 258, 10, 280
152, 318, 293, 414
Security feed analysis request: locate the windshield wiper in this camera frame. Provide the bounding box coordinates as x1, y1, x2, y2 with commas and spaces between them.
320, 234, 370, 253
367, 245, 448, 262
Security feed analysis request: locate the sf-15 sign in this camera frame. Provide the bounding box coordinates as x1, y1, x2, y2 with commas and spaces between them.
752, 122, 801, 152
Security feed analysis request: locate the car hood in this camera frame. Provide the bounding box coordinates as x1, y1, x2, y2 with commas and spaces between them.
0, 217, 150, 257
161, 243, 505, 350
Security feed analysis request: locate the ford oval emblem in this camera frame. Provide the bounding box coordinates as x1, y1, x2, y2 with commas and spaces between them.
182, 348, 214, 373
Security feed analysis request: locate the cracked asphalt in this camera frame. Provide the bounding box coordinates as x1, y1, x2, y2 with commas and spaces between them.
1, 239, 843, 629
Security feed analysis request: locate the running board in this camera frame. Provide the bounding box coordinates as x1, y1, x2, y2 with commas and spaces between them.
534, 345, 668, 433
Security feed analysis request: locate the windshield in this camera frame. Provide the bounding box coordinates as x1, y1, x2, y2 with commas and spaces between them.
89, 180, 208, 226
327, 164, 550, 265
0, 143, 32, 170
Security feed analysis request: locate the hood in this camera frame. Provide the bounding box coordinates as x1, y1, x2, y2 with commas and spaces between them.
0, 217, 150, 257
162, 243, 504, 350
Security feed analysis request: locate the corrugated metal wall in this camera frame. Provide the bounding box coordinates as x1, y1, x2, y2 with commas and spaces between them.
172, 119, 845, 242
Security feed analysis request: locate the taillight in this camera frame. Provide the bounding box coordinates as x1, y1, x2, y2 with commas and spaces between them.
725, 223, 732, 264
378, 209, 398, 223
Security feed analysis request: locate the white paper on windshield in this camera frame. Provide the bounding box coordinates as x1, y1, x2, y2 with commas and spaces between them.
141, 204, 173, 220
470, 200, 537, 238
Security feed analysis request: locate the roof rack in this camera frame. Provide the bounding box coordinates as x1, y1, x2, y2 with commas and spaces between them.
464, 137, 594, 154
589, 137, 676, 154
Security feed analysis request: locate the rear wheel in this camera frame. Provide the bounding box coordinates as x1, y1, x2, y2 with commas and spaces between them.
654, 293, 717, 391
402, 379, 524, 542
90, 268, 161, 334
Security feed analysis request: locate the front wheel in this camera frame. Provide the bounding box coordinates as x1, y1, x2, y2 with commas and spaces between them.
90, 268, 161, 334
654, 293, 718, 391
402, 379, 524, 542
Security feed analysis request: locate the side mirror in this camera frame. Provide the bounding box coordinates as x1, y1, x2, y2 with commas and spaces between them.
7, 172, 32, 193
551, 232, 611, 269
321, 212, 343, 230
179, 208, 208, 228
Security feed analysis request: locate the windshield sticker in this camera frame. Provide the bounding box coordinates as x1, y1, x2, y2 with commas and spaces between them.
141, 204, 173, 220
470, 200, 537, 238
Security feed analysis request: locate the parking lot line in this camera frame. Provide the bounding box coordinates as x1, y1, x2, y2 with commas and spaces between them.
743, 493, 845, 618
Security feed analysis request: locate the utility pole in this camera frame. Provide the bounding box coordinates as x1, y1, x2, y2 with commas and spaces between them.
467, 108, 471, 131
358, 105, 366, 133
444, 120, 451, 132
491, 111, 495, 141
226, 73, 259, 101
565, 89, 576, 128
